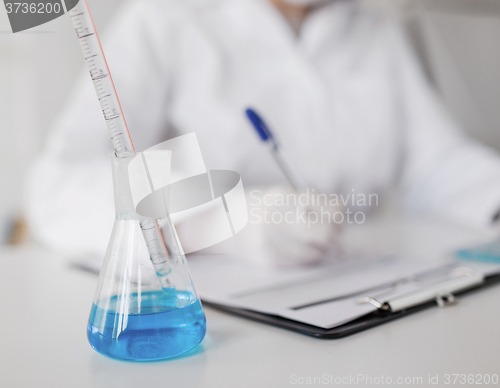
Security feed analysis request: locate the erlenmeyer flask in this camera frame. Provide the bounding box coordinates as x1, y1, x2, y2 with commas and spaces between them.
87, 151, 206, 361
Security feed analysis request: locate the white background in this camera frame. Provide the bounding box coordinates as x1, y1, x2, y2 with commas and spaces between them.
1, 0, 500, 238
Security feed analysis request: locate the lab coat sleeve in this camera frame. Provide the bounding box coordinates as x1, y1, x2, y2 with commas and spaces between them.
393, 25, 500, 227
25, 0, 177, 258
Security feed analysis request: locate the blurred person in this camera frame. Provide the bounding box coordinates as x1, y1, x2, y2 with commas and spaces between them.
25, 0, 500, 266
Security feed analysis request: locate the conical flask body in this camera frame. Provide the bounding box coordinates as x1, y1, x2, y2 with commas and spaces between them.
87, 151, 206, 361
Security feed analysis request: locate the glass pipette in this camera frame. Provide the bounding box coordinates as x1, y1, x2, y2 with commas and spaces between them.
68, 0, 173, 289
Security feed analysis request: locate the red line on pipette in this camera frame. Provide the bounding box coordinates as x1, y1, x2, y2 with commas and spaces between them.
83, 0, 135, 152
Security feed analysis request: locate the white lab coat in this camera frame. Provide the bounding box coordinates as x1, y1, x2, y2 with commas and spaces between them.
26, 0, 500, 258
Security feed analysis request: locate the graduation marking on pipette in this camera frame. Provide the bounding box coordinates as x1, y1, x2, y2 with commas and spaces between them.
69, 0, 134, 154
68, 0, 173, 289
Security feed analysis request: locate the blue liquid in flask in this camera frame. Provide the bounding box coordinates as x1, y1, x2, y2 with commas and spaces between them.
87, 290, 206, 361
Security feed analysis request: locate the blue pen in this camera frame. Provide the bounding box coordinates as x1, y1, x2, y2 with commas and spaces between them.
245, 108, 303, 191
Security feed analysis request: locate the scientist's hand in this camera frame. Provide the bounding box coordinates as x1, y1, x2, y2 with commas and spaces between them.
229, 186, 343, 267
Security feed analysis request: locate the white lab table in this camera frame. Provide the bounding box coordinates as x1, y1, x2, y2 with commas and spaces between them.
1, 213, 500, 388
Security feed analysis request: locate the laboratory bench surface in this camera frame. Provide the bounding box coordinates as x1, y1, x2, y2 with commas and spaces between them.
1, 213, 500, 388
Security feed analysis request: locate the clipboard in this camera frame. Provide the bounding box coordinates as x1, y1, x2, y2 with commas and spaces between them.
187, 254, 500, 339
202, 272, 500, 339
